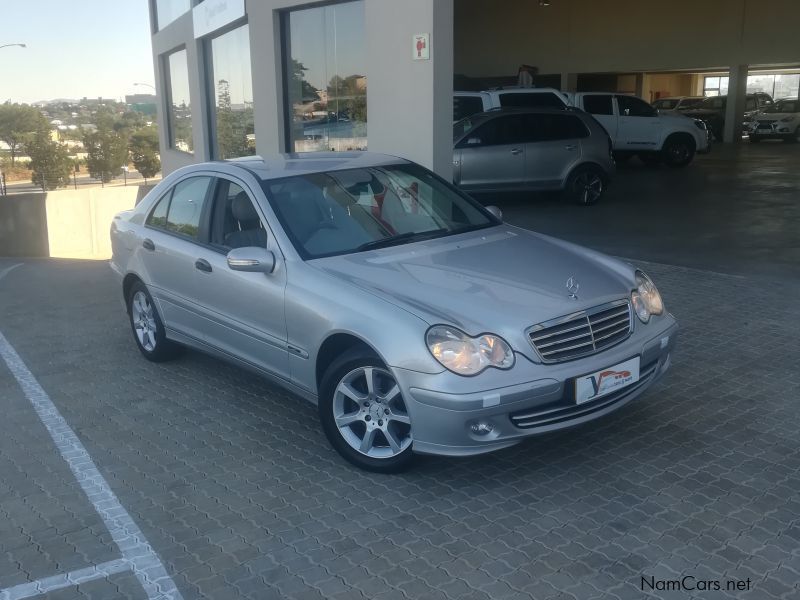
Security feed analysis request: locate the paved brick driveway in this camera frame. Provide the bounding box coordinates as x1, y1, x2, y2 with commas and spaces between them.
0, 258, 798, 599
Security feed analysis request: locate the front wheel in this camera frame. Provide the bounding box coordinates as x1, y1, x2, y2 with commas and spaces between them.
319, 351, 414, 472
563, 166, 606, 206
662, 136, 696, 167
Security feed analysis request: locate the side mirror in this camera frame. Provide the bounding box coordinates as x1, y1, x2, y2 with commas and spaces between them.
485, 205, 503, 221
227, 247, 276, 274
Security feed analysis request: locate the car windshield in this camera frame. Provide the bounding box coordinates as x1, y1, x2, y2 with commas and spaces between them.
764, 100, 798, 113
261, 163, 496, 259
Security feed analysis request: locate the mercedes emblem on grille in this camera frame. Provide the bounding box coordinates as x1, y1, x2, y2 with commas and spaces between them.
566, 276, 579, 299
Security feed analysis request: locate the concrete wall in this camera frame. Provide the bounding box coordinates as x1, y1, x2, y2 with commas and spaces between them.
0, 186, 150, 260
455, 0, 800, 77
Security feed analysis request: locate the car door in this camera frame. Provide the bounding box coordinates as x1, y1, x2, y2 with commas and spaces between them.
455, 114, 527, 190
523, 113, 585, 188
140, 175, 215, 341
580, 94, 618, 146
616, 95, 661, 150
189, 176, 290, 381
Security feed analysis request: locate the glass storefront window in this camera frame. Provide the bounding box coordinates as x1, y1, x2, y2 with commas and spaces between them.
155, 0, 191, 30
284, 1, 367, 153
705, 73, 800, 99
209, 25, 255, 159
165, 49, 193, 153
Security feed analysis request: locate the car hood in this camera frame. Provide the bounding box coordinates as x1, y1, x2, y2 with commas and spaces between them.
311, 226, 636, 354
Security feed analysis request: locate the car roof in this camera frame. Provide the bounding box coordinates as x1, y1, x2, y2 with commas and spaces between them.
190, 152, 411, 181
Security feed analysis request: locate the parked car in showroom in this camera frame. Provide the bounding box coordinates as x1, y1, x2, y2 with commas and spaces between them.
454, 87, 570, 122
110, 152, 677, 472
569, 92, 710, 166
747, 98, 800, 142
681, 92, 774, 141
453, 107, 614, 205
652, 96, 704, 112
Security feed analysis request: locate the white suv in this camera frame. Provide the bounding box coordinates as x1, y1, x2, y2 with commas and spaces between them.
453, 88, 570, 122
569, 93, 710, 167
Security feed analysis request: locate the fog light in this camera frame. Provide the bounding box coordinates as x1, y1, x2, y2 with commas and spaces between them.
470, 421, 494, 435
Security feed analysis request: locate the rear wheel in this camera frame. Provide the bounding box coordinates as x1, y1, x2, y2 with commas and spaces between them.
662, 135, 695, 167
127, 281, 180, 362
563, 165, 606, 206
319, 350, 414, 473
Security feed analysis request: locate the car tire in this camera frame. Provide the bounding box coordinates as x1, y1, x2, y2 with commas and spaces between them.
563, 165, 606, 206
638, 152, 662, 166
749, 135, 762, 143
319, 349, 414, 473
662, 135, 696, 167
127, 280, 181, 362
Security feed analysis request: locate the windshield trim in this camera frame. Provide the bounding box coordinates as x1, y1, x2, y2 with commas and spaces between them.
260, 163, 501, 261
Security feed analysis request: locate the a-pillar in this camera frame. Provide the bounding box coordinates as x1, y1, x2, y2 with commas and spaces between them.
365, 0, 454, 179
561, 72, 578, 93
723, 64, 748, 143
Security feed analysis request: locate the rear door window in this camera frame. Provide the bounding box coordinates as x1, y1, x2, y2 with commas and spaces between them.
526, 114, 589, 141
582, 95, 614, 115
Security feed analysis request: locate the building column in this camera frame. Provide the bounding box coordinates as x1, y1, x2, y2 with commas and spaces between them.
365, 0, 454, 179
634, 73, 645, 99
723, 64, 748, 143
560, 72, 578, 93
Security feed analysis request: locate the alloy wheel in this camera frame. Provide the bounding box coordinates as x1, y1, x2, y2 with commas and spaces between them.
332, 366, 412, 458
575, 172, 603, 205
131, 291, 158, 352
668, 143, 690, 163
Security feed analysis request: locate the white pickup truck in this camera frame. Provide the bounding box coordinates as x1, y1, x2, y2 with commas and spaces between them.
454, 89, 710, 167
568, 93, 710, 167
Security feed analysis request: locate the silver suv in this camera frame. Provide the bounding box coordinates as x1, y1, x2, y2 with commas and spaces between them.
453, 108, 614, 205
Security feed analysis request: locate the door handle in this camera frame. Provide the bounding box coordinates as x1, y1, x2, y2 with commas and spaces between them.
565, 144, 577, 151
510, 148, 523, 155
194, 258, 212, 273
142, 238, 155, 251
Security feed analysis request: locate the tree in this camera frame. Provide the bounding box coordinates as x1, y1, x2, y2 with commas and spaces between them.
26, 125, 73, 191
83, 111, 128, 183
0, 103, 48, 165
129, 127, 161, 183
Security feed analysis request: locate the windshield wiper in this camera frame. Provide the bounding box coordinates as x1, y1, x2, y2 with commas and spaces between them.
357, 229, 448, 252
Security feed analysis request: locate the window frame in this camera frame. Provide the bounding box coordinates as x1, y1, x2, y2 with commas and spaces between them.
202, 18, 253, 160
162, 46, 194, 155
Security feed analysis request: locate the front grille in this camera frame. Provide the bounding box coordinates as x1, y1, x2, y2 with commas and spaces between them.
527, 300, 632, 363
509, 358, 659, 429
757, 120, 775, 129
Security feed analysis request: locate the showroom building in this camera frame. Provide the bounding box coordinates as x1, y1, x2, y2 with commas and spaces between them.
149, 0, 800, 178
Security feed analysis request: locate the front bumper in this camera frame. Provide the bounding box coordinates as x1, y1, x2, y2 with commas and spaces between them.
393, 316, 678, 457
748, 121, 797, 138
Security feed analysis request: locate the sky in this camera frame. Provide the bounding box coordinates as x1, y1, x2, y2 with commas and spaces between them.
0, 0, 154, 104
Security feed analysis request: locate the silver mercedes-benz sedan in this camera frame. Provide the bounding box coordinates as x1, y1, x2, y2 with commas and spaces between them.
110, 152, 677, 472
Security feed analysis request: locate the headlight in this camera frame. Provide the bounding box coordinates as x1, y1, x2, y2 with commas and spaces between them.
630, 270, 664, 323
426, 326, 514, 375
780, 116, 795, 122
